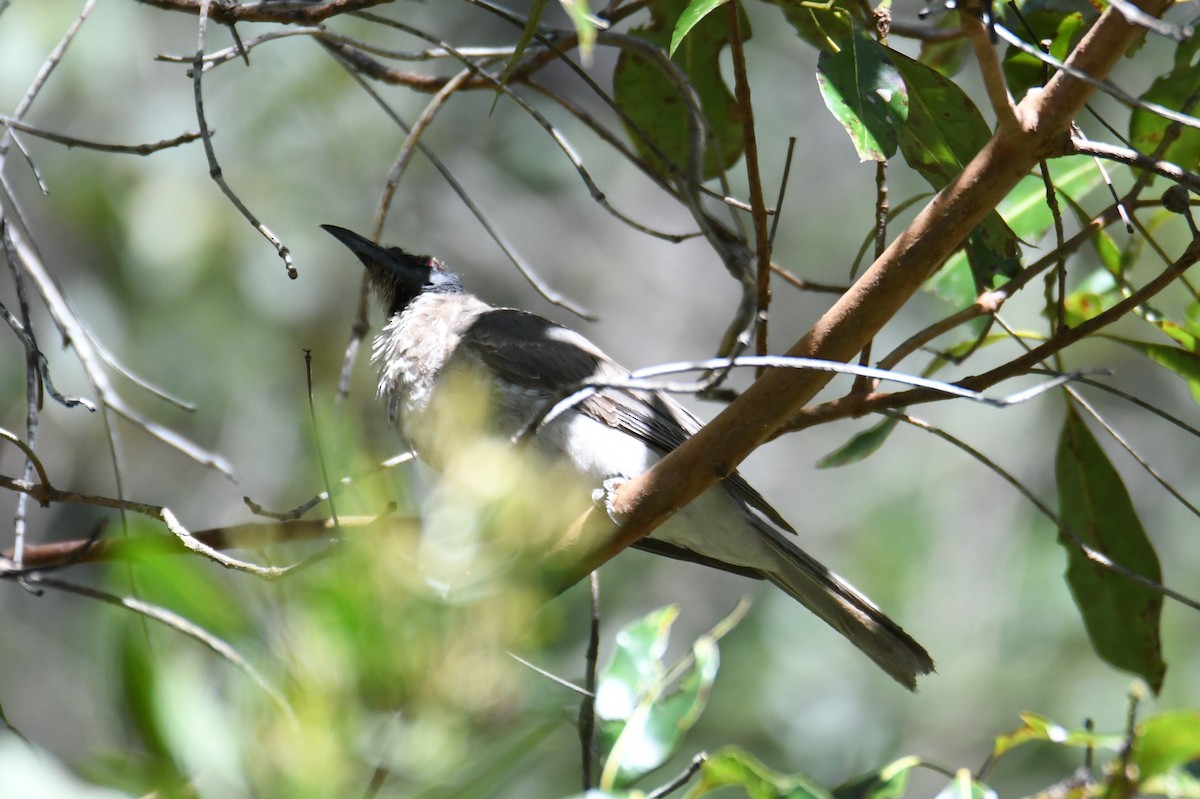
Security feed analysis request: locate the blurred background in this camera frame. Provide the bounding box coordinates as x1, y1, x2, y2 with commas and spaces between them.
0, 1, 1197, 796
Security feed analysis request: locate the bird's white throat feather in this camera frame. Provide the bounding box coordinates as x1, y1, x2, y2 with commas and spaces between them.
372, 291, 491, 433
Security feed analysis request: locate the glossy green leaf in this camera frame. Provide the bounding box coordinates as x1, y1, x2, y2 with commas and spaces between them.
605, 637, 718, 786
1132, 711, 1200, 780
596, 605, 678, 726
817, 417, 899, 468
833, 757, 920, 799
613, 0, 746, 179
670, 0, 729, 56
596, 605, 736, 787
1056, 408, 1166, 692
693, 746, 834, 799
991, 712, 1123, 760
1131, 37, 1200, 173
893, 50, 1020, 285
817, 25, 908, 162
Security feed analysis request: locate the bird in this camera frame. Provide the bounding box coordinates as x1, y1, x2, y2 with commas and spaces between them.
323, 223, 934, 689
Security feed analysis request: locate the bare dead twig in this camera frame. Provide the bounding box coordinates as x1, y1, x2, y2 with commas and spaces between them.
134, 0, 391, 25
579, 571, 601, 791
725, 3, 773, 371
0, 465, 347, 579
0, 117, 201, 154
3, 515, 400, 571
1070, 137, 1200, 193
191, 0, 297, 279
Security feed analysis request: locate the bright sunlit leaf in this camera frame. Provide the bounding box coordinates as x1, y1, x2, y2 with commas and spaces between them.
670, 0, 729, 56
934, 769, 996, 799
695, 746, 834, 799
817, 24, 909, 162
833, 756, 921, 799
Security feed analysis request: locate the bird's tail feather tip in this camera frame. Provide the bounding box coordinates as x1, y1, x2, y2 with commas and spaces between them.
763, 563, 935, 691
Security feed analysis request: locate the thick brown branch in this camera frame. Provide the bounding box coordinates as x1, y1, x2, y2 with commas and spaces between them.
549, 0, 1175, 584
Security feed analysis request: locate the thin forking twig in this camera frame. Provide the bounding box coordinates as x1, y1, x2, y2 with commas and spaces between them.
191, 0, 297, 279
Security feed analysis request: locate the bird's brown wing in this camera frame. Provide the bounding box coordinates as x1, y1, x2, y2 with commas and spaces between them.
460, 309, 795, 534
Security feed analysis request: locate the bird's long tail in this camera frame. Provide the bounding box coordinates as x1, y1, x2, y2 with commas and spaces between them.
756, 526, 934, 690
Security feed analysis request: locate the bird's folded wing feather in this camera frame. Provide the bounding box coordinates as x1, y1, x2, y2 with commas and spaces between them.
460, 309, 795, 534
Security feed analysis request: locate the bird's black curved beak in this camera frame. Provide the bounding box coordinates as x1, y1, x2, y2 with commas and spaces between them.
321, 224, 392, 266
322, 224, 434, 314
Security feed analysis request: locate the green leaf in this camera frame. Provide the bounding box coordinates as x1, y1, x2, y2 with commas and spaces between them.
596, 606, 735, 788
991, 712, 1123, 760
771, 0, 854, 51
606, 637, 718, 785
934, 770, 996, 799
670, 0, 729, 56
1132, 711, 1200, 780
817, 25, 909, 162
496, 0, 549, 93
1055, 408, 1166, 692
892, 51, 990, 188
817, 417, 899, 467
613, 0, 747, 180
893, 51, 1019, 286
925, 252, 976, 307
692, 746, 834, 799
997, 157, 1100, 244
1062, 268, 1120, 327
596, 606, 678, 725
833, 757, 920, 799
1131, 37, 1200, 173
117, 541, 252, 641
116, 625, 177, 775
1109, 337, 1200, 405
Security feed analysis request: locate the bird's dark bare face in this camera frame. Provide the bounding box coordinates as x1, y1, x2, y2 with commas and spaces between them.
322, 224, 462, 317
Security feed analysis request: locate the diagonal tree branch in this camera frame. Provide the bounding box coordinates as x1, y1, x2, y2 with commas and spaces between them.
549, 0, 1177, 583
